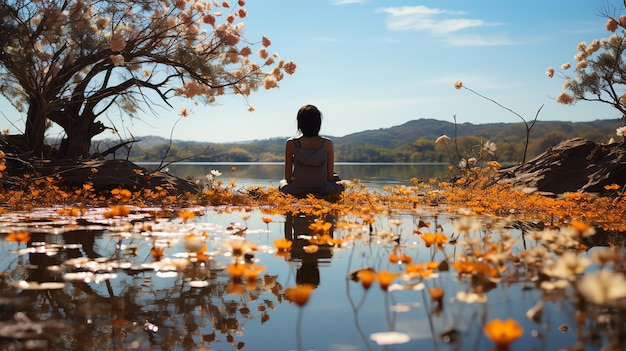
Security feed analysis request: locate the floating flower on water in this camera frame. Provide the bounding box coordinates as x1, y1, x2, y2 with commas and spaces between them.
389, 249, 412, 265
405, 261, 438, 279
356, 268, 377, 290
456, 291, 488, 303
224, 238, 255, 258
428, 287, 445, 302
576, 269, 626, 307
150, 246, 165, 261
184, 233, 204, 252
285, 284, 315, 306
452, 215, 482, 236
303, 244, 319, 254
178, 210, 195, 223
273, 238, 292, 252
227, 263, 246, 279
542, 251, 590, 279
568, 220, 595, 237
244, 264, 266, 282
195, 245, 209, 261
370, 331, 411, 345
104, 205, 131, 218
58, 207, 85, 216
376, 270, 400, 291
484, 318, 523, 348
5, 231, 30, 244
421, 232, 448, 247
308, 219, 332, 234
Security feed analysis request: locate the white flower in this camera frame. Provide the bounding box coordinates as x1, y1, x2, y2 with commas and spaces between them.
542, 251, 591, 279
451, 215, 482, 236
545, 66, 555, 78
577, 269, 626, 306
435, 135, 451, 146
210, 169, 222, 177
616, 126, 626, 138
483, 141, 497, 155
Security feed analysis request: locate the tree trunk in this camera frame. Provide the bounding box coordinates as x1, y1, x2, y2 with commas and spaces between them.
24, 100, 47, 158
60, 116, 105, 159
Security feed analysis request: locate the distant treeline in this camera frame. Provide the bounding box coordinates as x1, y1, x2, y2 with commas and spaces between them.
92, 118, 622, 164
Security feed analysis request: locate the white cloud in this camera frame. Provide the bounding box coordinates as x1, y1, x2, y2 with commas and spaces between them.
446, 34, 516, 46
377, 5, 500, 34
331, 0, 365, 5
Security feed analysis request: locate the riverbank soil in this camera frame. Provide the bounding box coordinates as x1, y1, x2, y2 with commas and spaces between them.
0, 135, 199, 196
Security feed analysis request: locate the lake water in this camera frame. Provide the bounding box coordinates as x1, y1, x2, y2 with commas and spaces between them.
139, 162, 451, 189
0, 163, 622, 351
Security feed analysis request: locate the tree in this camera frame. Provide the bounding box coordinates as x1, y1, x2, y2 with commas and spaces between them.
0, 0, 295, 159
547, 2, 626, 127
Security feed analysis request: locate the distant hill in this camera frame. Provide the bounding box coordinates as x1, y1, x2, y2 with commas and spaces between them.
97, 118, 622, 164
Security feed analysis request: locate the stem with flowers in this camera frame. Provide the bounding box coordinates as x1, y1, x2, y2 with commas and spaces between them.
454, 80, 541, 165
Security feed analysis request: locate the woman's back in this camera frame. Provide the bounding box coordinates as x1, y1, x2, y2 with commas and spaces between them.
292, 137, 329, 191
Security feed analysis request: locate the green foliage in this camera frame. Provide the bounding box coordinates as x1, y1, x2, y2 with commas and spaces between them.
100, 118, 620, 163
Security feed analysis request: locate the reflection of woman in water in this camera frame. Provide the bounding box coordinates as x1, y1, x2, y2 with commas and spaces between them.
284, 212, 336, 288
279, 105, 344, 198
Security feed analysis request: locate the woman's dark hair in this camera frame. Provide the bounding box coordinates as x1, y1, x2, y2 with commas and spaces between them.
297, 104, 322, 137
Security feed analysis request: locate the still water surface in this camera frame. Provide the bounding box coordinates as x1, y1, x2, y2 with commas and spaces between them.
140, 162, 450, 189
0, 163, 621, 351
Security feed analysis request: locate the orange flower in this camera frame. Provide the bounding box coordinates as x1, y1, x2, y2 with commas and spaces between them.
244, 264, 266, 282
58, 207, 84, 216
178, 210, 195, 223
604, 183, 620, 190
484, 318, 523, 347
356, 268, 376, 290
285, 284, 315, 306
150, 246, 164, 261
261, 217, 273, 224
389, 251, 412, 265
227, 263, 246, 279
421, 232, 449, 247
308, 219, 332, 234
111, 188, 132, 202
428, 287, 445, 302
104, 205, 131, 218
5, 231, 30, 244
195, 245, 209, 261
375, 270, 399, 291
405, 262, 436, 279
273, 238, 292, 252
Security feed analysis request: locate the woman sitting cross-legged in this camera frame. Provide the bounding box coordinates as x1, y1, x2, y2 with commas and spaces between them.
279, 104, 344, 198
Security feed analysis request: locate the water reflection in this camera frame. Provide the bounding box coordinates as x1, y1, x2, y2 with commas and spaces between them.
141, 162, 450, 188
0, 208, 624, 350
284, 212, 336, 287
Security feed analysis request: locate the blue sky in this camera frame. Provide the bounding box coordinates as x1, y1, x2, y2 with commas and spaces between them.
1, 0, 622, 143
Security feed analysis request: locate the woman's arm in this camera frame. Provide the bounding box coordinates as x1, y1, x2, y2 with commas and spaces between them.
325, 138, 335, 181
284, 139, 295, 182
